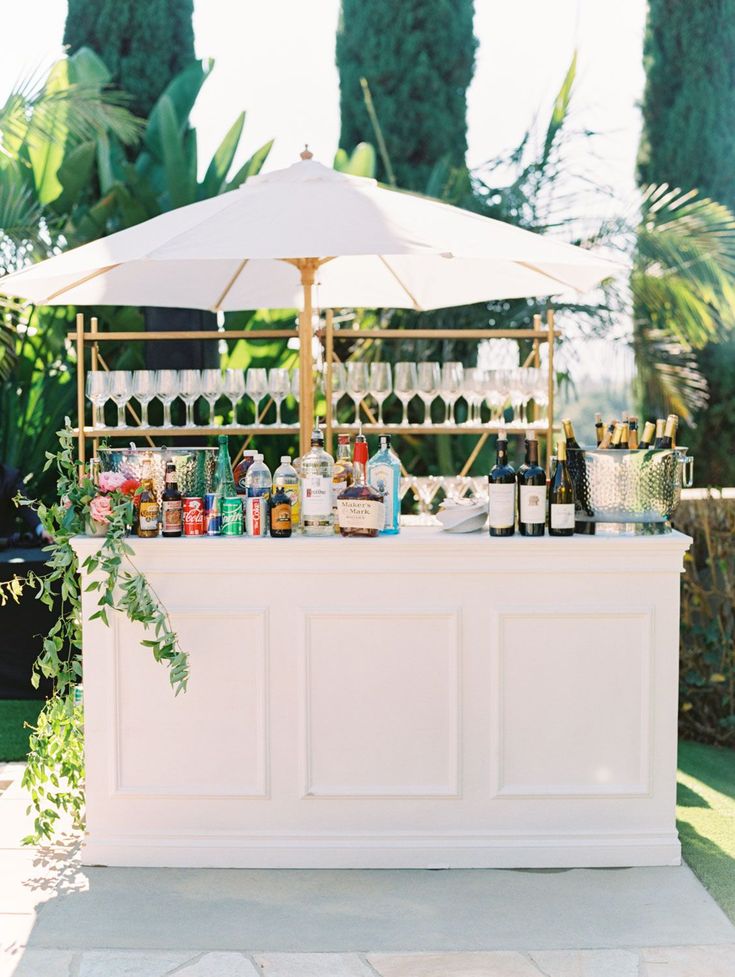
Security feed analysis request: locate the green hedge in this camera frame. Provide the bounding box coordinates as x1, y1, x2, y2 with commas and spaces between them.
673, 496, 735, 746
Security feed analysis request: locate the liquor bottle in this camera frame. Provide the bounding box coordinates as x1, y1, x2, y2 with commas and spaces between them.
517, 432, 546, 537
337, 431, 384, 537
300, 423, 334, 536
628, 416, 639, 450
594, 413, 604, 446
619, 421, 630, 449
610, 422, 624, 449
331, 434, 354, 533
367, 434, 401, 534
245, 454, 272, 537
549, 439, 575, 536
137, 459, 159, 538
273, 456, 300, 528
488, 430, 515, 536
269, 480, 293, 538
655, 414, 677, 449
638, 420, 656, 449
561, 418, 580, 450
233, 449, 257, 495
599, 420, 617, 449
161, 461, 183, 537
653, 418, 667, 448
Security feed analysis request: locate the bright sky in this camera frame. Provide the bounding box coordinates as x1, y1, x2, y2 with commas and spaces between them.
2, 0, 646, 384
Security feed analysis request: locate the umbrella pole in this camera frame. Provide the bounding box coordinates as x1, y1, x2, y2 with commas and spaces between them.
298, 259, 318, 455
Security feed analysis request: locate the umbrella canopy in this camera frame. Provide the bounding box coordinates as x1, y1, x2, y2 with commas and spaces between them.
0, 158, 617, 310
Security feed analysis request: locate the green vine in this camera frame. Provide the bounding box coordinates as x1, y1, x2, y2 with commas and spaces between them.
15, 423, 188, 843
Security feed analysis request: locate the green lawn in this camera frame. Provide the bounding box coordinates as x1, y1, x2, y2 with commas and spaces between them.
677, 740, 735, 923
0, 699, 42, 763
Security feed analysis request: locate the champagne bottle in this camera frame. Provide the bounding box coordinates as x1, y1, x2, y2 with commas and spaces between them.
639, 420, 656, 449
599, 420, 617, 449
488, 430, 516, 537
655, 414, 677, 449
610, 422, 624, 449
561, 418, 580, 450
653, 418, 667, 448
628, 416, 639, 449
619, 421, 629, 449
594, 413, 604, 446
517, 432, 546, 537
549, 439, 575, 536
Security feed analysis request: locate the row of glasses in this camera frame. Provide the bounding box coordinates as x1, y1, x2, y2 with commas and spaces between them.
85, 367, 300, 429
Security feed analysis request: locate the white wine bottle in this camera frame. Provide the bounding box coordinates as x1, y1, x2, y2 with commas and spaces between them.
549, 439, 575, 537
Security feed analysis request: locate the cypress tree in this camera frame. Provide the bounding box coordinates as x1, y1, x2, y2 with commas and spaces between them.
637, 0, 735, 482
336, 0, 477, 191
64, 0, 196, 118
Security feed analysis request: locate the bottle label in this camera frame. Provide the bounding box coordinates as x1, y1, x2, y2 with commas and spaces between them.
337, 498, 385, 531
139, 501, 159, 532
301, 476, 332, 517
551, 502, 575, 530
271, 502, 292, 533
368, 462, 394, 530
161, 499, 183, 533
520, 485, 546, 524
488, 482, 515, 529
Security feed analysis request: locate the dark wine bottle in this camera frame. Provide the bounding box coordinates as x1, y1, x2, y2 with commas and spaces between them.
639, 420, 656, 449
562, 418, 580, 450
488, 431, 516, 537
517, 432, 546, 537
549, 439, 575, 536
594, 413, 604, 446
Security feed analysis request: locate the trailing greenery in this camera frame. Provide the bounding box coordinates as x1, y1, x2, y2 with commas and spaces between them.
64, 0, 196, 119
17, 425, 187, 842
336, 0, 477, 190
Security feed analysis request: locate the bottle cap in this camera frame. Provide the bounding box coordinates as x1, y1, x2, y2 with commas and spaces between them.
380, 434, 391, 447
280, 456, 291, 463
255, 453, 264, 461
244, 449, 256, 457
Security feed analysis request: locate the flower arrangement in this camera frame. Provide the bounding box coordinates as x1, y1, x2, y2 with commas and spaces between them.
86, 470, 140, 533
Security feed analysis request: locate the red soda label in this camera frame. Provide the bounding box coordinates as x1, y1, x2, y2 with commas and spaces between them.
183, 497, 205, 536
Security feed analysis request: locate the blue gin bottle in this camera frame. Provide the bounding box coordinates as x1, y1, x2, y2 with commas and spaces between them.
367, 434, 401, 534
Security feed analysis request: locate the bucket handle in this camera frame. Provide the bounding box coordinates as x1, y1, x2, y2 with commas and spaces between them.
680, 455, 694, 488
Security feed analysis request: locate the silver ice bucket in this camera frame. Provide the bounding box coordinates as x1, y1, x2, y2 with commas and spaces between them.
567, 446, 694, 534
98, 447, 218, 501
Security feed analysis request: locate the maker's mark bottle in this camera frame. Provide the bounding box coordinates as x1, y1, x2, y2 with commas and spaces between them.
337, 430, 384, 538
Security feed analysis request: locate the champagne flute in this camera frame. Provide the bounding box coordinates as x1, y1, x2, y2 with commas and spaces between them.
440, 362, 464, 425
131, 370, 156, 428
394, 362, 417, 426
268, 368, 291, 426
179, 369, 201, 428
222, 369, 245, 426
199, 369, 223, 426
416, 362, 440, 426
155, 369, 179, 428
86, 371, 110, 429
245, 367, 268, 423
347, 361, 369, 426
369, 362, 392, 426
108, 370, 132, 429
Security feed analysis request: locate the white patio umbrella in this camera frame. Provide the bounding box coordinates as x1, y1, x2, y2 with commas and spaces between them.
0, 152, 618, 448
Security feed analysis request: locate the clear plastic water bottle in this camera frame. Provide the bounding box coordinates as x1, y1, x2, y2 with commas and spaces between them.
273, 455, 300, 528
244, 454, 272, 537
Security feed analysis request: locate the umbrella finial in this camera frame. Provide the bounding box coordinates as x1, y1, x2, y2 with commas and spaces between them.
300, 144, 313, 160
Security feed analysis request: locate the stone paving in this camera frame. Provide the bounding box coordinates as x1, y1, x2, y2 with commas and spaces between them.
2, 762, 734, 977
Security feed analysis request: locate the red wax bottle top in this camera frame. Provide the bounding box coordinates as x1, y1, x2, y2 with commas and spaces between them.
353, 437, 369, 466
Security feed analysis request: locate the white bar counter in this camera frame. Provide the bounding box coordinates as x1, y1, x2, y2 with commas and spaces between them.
72, 528, 691, 868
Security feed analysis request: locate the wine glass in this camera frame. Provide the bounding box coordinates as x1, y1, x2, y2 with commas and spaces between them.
463, 368, 485, 426
370, 362, 392, 426
179, 369, 201, 428
290, 368, 300, 426
155, 369, 179, 428
86, 371, 110, 429
416, 362, 440, 426
130, 370, 156, 428
394, 362, 417, 426
533, 369, 550, 423
222, 369, 245, 426
108, 370, 132, 429
440, 362, 464, 425
326, 362, 347, 421
199, 368, 223, 426
347, 361, 369, 426
508, 368, 526, 427
268, 368, 291, 426
245, 367, 268, 424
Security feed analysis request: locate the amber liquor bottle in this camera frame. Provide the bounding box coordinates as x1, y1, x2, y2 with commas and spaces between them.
161, 461, 183, 537
337, 431, 384, 538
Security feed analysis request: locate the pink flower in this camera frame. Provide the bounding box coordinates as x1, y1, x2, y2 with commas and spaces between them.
98, 471, 127, 493
61, 495, 72, 509
89, 495, 113, 525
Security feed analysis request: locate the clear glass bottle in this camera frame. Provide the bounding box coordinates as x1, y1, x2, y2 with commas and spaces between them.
299, 424, 334, 536
332, 434, 354, 533
337, 431, 384, 538
367, 434, 401, 534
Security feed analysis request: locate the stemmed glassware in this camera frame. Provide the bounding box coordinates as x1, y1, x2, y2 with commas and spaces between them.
369, 362, 392, 426
416, 362, 440, 426
130, 371, 156, 428
268, 368, 291, 426
394, 362, 417, 426
108, 370, 132, 429
199, 369, 223, 426
463, 368, 485, 426
179, 369, 201, 428
347, 362, 369, 426
222, 369, 245, 426
155, 369, 179, 428
290, 368, 300, 425
440, 362, 464, 425
327, 363, 346, 420
86, 371, 110, 429
245, 367, 268, 424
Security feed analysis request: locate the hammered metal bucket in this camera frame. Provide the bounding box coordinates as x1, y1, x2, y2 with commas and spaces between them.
98, 447, 217, 502
567, 446, 693, 533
